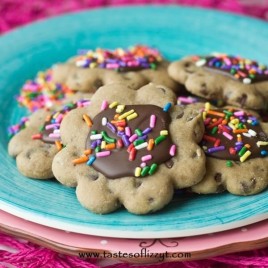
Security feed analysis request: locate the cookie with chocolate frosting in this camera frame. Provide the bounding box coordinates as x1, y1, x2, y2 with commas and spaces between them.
168, 54, 268, 110
52, 82, 206, 214
8, 98, 91, 179
191, 102, 268, 195
52, 45, 180, 94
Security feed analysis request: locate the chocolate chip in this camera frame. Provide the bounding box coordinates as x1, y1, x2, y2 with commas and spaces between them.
184, 62, 194, 73
192, 152, 197, 158
90, 174, 99, 181
236, 94, 247, 107
159, 87, 166, 94
216, 184, 225, 193
134, 180, 142, 188
214, 173, 222, 182
186, 112, 197, 122
93, 79, 103, 90
165, 159, 174, 169
241, 178, 256, 194
148, 197, 154, 203
176, 111, 184, 119
25, 149, 35, 159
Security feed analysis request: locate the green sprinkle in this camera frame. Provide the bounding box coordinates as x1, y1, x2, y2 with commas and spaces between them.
238, 123, 244, 129
135, 128, 143, 137
155, 135, 166, 145
238, 146, 247, 157
223, 110, 233, 116
149, 163, 158, 175
101, 131, 116, 143
226, 160, 233, 167
39, 125, 45, 132
134, 139, 145, 146
249, 74, 255, 79
211, 126, 218, 135
95, 146, 101, 153
230, 68, 236, 74
91, 130, 98, 135
150, 63, 157, 70
141, 166, 150, 177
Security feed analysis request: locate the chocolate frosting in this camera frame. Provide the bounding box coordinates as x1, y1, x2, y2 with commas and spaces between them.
202, 109, 268, 160
199, 56, 268, 83
85, 105, 173, 179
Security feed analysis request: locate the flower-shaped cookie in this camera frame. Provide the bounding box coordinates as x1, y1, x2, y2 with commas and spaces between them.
168, 54, 268, 110
52, 45, 180, 94
191, 103, 268, 195
8, 98, 91, 179
52, 82, 206, 214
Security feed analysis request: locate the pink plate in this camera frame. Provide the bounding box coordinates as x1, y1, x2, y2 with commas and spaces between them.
0, 209, 267, 263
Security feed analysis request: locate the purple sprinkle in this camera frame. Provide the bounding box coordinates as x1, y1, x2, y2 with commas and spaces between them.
235, 142, 244, 146
207, 146, 225, 153
235, 145, 243, 151
139, 134, 148, 141
122, 135, 130, 147
142, 127, 152, 135
96, 140, 102, 146
91, 140, 98, 149
106, 122, 117, 133
117, 131, 125, 137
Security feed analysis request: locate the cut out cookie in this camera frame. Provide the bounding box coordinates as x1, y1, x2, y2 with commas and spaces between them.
52, 45, 180, 94
191, 103, 268, 195
168, 54, 268, 110
8, 99, 91, 179
52, 82, 206, 214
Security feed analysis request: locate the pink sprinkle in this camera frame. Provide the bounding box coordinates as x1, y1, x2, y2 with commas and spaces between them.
177, 96, 196, 104
234, 111, 245, 117
77, 101, 83, 108
48, 133, 60, 138
53, 129, 60, 134
129, 134, 138, 142
140, 162, 147, 168
106, 63, 120, 69
141, 154, 152, 162
223, 131, 233, 140
169, 145, 176, 156
101, 100, 108, 111
45, 123, 60, 130
82, 101, 91, 107
204, 118, 211, 125
55, 114, 63, 123
150, 115, 156, 128
96, 151, 111, 158
125, 126, 131, 137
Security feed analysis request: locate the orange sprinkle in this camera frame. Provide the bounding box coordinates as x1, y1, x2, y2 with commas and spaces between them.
55, 141, 62, 151
117, 126, 125, 132
207, 110, 225, 117
212, 118, 217, 122
84, 149, 92, 155
222, 119, 228, 125
105, 143, 116, 150
114, 114, 120, 120
72, 155, 88, 165
147, 139, 154, 151
233, 129, 248, 134
83, 114, 93, 127
45, 115, 52, 122
245, 144, 251, 149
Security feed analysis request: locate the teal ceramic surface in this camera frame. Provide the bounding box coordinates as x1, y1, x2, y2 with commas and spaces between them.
0, 6, 267, 238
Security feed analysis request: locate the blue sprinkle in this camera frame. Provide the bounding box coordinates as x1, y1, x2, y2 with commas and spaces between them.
251, 120, 259, 126
163, 102, 172, 112
87, 156, 96, 166
261, 150, 268, 157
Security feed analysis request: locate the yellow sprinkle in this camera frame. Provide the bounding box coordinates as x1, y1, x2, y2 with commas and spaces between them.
228, 122, 236, 130
205, 102, 210, 112
109, 101, 118, 109
135, 167, 141, 177
53, 112, 60, 119
202, 111, 207, 120
90, 62, 97, 68
257, 141, 268, 147
127, 112, 138, 121
247, 119, 252, 124
231, 119, 239, 124
237, 134, 242, 142
160, 130, 168, 136
119, 109, 135, 120
116, 105, 125, 113
240, 150, 251, 163
101, 141, 106, 149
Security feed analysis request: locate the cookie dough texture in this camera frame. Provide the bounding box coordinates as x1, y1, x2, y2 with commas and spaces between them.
8, 93, 92, 179
168, 56, 268, 110
191, 106, 268, 196
52, 82, 206, 214
52, 59, 180, 93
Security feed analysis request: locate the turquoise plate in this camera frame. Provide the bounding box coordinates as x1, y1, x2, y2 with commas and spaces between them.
0, 6, 267, 239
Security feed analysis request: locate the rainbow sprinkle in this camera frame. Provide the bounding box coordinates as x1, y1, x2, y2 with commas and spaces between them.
17, 69, 75, 112
75, 45, 162, 72
74, 102, 176, 178
8, 117, 29, 139
202, 102, 268, 165
194, 54, 268, 84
